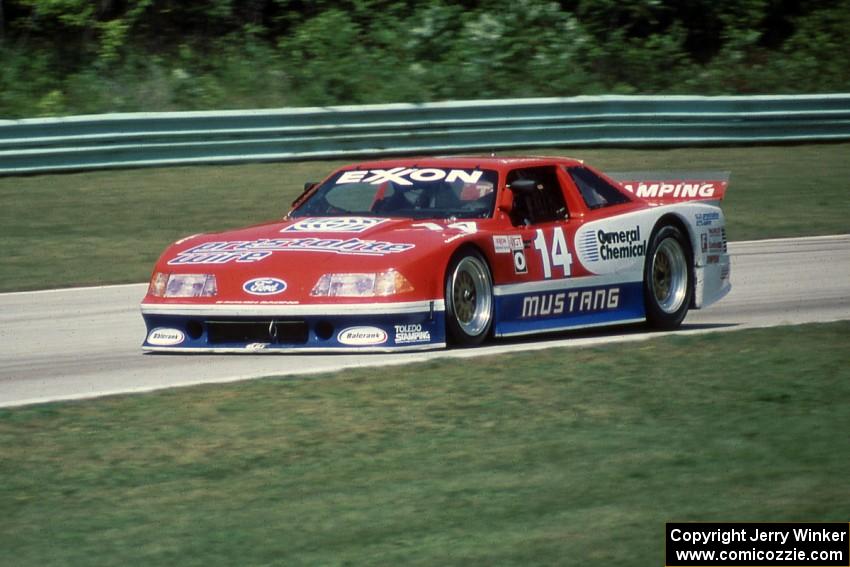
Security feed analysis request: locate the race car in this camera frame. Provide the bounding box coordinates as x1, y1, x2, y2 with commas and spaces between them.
141, 156, 730, 352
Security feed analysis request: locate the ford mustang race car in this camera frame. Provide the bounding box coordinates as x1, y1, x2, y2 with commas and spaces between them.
141, 156, 730, 352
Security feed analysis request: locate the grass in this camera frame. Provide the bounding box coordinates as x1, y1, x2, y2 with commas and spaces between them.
1, 322, 848, 566
1, 143, 849, 292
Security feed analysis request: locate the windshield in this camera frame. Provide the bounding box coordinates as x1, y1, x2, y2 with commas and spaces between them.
291, 167, 499, 220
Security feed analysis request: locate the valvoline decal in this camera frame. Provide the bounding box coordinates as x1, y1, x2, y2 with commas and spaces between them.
243, 277, 287, 295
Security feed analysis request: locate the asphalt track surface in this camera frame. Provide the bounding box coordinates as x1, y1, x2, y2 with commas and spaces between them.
1, 235, 848, 408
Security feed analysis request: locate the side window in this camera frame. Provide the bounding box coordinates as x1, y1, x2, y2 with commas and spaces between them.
506, 166, 568, 226
568, 166, 631, 209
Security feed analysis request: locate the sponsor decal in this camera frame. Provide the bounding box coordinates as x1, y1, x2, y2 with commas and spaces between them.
448, 221, 477, 234
337, 326, 388, 346
412, 221, 477, 234
147, 327, 185, 346
394, 324, 431, 345
695, 212, 721, 227
621, 182, 717, 199
168, 238, 415, 265
243, 277, 287, 295
707, 255, 720, 264
336, 167, 483, 186
521, 286, 621, 319
493, 235, 511, 254
282, 217, 387, 233
580, 225, 646, 263
510, 235, 524, 251
513, 249, 528, 274
246, 342, 270, 351
701, 233, 709, 253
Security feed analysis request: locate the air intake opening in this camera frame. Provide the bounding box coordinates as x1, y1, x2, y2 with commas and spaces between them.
206, 320, 308, 344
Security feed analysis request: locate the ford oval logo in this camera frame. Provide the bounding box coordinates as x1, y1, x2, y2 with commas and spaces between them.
337, 326, 388, 346
243, 277, 287, 295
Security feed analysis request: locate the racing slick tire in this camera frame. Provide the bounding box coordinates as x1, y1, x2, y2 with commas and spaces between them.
445, 249, 494, 346
643, 224, 693, 330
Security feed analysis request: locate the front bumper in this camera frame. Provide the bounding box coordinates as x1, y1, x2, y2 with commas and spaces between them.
140, 300, 446, 353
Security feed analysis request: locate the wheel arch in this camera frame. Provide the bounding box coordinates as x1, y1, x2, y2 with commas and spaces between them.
652, 213, 694, 257
443, 242, 495, 346
651, 213, 697, 304
444, 242, 493, 277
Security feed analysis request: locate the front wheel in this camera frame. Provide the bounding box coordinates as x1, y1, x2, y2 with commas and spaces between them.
644, 225, 693, 330
445, 250, 494, 346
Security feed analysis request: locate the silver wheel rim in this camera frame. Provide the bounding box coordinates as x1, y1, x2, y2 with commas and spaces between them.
651, 238, 688, 314
451, 256, 492, 337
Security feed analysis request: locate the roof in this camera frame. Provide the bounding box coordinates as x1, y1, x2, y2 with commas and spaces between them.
338, 155, 585, 171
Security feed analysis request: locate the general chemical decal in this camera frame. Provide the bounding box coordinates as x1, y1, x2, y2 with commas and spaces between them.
576, 221, 647, 275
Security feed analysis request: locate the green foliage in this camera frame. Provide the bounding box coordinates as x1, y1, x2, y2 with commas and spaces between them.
0, 0, 848, 117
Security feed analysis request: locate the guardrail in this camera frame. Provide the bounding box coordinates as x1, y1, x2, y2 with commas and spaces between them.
1, 94, 849, 175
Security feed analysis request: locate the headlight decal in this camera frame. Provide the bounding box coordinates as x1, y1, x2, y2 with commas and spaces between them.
149, 273, 218, 298
311, 270, 413, 297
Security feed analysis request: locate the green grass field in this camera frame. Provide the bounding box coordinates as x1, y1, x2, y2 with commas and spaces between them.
1, 322, 848, 566
1, 143, 848, 292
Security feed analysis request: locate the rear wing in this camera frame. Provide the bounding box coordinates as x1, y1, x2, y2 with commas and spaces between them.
607, 171, 730, 204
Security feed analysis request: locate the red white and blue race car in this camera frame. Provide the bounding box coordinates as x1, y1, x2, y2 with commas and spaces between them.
141, 156, 730, 352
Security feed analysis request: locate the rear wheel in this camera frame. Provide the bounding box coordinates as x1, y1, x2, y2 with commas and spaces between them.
445, 250, 494, 346
644, 225, 693, 330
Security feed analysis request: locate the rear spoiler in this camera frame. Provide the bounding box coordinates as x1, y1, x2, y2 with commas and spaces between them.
607, 171, 730, 204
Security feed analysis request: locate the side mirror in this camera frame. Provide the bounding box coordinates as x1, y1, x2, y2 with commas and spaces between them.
509, 179, 539, 193
292, 181, 317, 207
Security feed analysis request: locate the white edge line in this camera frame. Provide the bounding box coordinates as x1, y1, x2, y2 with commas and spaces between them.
0, 282, 149, 297
4, 317, 848, 409
2, 234, 846, 298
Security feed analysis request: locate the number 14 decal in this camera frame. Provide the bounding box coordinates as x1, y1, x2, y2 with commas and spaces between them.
533, 227, 573, 278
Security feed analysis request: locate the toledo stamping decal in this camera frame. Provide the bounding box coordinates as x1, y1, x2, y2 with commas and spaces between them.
243, 277, 287, 295
168, 238, 415, 265
147, 328, 185, 346
521, 287, 620, 319
282, 217, 387, 233
394, 324, 431, 345
336, 167, 483, 186
577, 223, 646, 275
337, 326, 388, 346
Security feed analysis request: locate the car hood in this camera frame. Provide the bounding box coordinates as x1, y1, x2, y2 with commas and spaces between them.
147, 216, 480, 303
